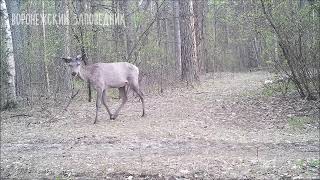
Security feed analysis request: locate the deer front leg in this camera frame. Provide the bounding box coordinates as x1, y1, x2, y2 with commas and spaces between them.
94, 89, 103, 124
102, 89, 113, 119
111, 87, 128, 119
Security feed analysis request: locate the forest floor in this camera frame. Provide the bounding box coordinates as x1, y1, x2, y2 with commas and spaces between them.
1, 71, 319, 179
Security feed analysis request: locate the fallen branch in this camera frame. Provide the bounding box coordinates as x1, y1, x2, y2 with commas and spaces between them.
10, 114, 32, 118
194, 91, 211, 95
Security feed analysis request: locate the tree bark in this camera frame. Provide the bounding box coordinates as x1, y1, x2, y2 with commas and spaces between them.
1, 0, 17, 108
63, 0, 71, 90
91, 0, 98, 63
5, 0, 24, 98
202, 0, 209, 73
64, 0, 70, 57
179, 0, 199, 85
41, 0, 50, 95
192, 0, 205, 73
155, 0, 163, 93
54, 0, 71, 94
213, 0, 217, 73
172, 0, 181, 72
73, 0, 92, 102
123, 0, 134, 61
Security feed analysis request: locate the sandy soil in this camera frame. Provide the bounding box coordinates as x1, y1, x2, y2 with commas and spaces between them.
1, 71, 319, 179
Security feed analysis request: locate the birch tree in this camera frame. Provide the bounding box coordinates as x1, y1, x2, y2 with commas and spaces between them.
5, 0, 24, 97
1, 0, 17, 108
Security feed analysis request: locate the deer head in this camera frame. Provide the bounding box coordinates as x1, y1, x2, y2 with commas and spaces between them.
62, 55, 84, 77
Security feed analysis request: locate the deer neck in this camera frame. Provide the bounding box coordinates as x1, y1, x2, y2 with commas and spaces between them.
78, 66, 90, 82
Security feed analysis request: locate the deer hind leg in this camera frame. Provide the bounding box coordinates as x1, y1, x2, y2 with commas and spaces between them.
102, 89, 113, 119
94, 89, 103, 124
130, 82, 145, 117
111, 86, 128, 120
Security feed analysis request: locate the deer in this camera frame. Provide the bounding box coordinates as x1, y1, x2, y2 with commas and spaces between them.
62, 55, 145, 124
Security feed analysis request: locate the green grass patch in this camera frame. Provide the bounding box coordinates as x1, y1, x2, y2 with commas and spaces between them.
296, 159, 320, 169
287, 116, 317, 129
108, 89, 120, 99
262, 81, 296, 97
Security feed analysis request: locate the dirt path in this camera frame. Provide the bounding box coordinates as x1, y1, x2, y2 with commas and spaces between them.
1, 72, 319, 179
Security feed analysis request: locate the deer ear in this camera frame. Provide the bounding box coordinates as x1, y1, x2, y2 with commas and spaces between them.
62, 57, 72, 63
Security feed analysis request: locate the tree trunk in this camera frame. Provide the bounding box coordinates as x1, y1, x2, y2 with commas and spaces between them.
202, 0, 209, 73
172, 0, 181, 73
317, 2, 320, 98
41, 0, 50, 95
63, 0, 71, 90
74, 0, 92, 102
213, 0, 217, 73
1, 0, 17, 108
91, 0, 98, 63
252, 36, 260, 67
162, 1, 169, 93
25, 0, 33, 106
123, 0, 134, 61
179, 0, 199, 85
192, 0, 205, 73
54, 0, 71, 94
155, 0, 163, 93
5, 0, 25, 98
64, 0, 70, 57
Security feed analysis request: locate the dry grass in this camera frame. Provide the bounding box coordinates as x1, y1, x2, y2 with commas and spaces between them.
1, 71, 319, 179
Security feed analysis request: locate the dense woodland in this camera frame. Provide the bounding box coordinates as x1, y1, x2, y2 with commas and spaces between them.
1, 0, 319, 109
